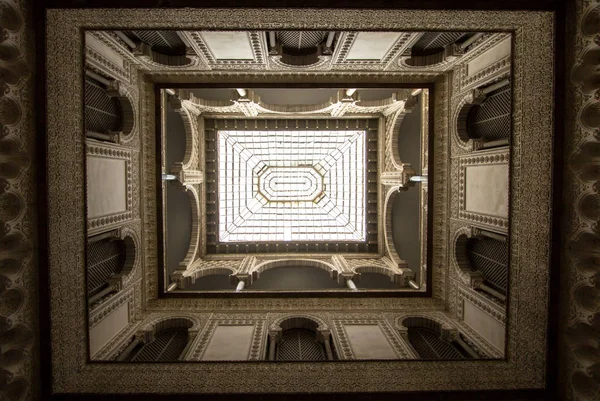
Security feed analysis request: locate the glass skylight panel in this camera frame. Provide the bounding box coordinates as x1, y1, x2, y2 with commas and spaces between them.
218, 129, 366, 243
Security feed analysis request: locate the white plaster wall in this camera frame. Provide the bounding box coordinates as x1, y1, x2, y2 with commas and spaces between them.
344, 324, 398, 359
200, 32, 254, 60
463, 299, 506, 353
85, 33, 125, 69
89, 302, 129, 357
346, 32, 401, 60
201, 325, 255, 360
465, 164, 509, 218
467, 37, 511, 76
87, 156, 127, 219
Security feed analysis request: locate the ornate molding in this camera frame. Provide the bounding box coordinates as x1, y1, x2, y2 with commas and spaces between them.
457, 148, 510, 231
45, 7, 553, 395
190, 318, 266, 361
86, 141, 134, 233
331, 316, 412, 359
89, 286, 135, 329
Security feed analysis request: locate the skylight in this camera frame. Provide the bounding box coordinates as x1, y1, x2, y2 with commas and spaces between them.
218, 129, 366, 243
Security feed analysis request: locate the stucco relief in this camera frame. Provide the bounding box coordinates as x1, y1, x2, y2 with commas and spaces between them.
563, 1, 600, 400
0, 0, 36, 399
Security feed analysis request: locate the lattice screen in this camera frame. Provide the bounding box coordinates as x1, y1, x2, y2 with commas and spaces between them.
87, 239, 124, 296
411, 32, 468, 56
407, 327, 465, 360
84, 77, 122, 134
276, 329, 326, 361
467, 237, 509, 294
130, 30, 186, 55
467, 85, 511, 142
277, 31, 326, 49
130, 329, 188, 362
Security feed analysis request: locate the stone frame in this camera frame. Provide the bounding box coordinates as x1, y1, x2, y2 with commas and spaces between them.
189, 315, 267, 361
85, 140, 134, 235
45, 8, 553, 394
457, 147, 510, 232
330, 315, 413, 360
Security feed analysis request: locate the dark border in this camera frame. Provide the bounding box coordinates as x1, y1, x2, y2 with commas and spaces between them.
155, 82, 435, 298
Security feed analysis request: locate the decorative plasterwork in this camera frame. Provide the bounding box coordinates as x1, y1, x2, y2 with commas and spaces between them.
0, 1, 37, 399
457, 148, 510, 232
332, 32, 419, 68
457, 284, 506, 324
269, 313, 330, 332
46, 7, 553, 395
185, 89, 411, 117
183, 31, 269, 68
85, 141, 134, 234
88, 286, 135, 330
189, 317, 267, 361
562, 2, 600, 400
331, 315, 413, 359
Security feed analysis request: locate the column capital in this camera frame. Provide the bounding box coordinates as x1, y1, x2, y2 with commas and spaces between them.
380, 164, 416, 188
170, 270, 191, 290
230, 273, 254, 286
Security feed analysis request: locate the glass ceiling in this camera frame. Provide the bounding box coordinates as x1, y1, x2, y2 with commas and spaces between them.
218, 129, 366, 243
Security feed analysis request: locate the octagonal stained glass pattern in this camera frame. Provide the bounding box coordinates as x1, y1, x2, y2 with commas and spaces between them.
218, 129, 366, 243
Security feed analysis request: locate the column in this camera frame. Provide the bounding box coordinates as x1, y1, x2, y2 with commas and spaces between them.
88, 284, 116, 305
455, 336, 480, 359
116, 337, 141, 361
319, 330, 334, 360
476, 282, 507, 302
268, 331, 280, 361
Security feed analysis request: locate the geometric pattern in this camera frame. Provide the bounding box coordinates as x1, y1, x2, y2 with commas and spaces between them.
218, 130, 366, 243
276, 329, 326, 361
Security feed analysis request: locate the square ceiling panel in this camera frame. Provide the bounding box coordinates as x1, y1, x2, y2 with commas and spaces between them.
199, 31, 255, 60
346, 32, 403, 60
218, 129, 366, 243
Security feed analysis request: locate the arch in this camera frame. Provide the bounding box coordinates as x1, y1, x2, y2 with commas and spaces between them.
466, 83, 511, 143
191, 266, 236, 282
466, 236, 509, 295
402, 32, 473, 68
130, 317, 194, 362
401, 316, 470, 360
144, 316, 196, 334
86, 235, 126, 297
127, 30, 192, 67
118, 227, 140, 285
108, 82, 137, 143
270, 314, 329, 333
178, 185, 200, 270
84, 75, 122, 136
353, 265, 394, 279
269, 315, 332, 361
452, 91, 484, 150
171, 101, 198, 171
452, 226, 475, 277
253, 259, 338, 280
383, 187, 403, 266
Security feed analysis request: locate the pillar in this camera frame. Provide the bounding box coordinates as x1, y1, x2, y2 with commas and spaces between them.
319, 330, 334, 360
476, 282, 507, 302
268, 331, 280, 361
116, 337, 141, 361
